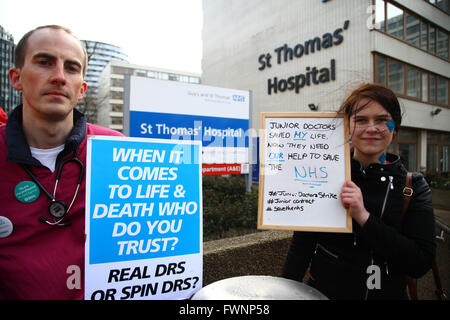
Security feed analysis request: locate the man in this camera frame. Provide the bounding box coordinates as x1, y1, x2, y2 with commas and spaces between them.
0, 107, 7, 124
0, 25, 123, 299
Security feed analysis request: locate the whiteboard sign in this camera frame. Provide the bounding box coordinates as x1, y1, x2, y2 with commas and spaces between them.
258, 113, 352, 233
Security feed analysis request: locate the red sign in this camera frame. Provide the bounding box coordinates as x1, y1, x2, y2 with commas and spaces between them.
202, 164, 248, 175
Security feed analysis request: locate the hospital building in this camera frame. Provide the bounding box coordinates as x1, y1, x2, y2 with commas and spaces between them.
201, 0, 449, 176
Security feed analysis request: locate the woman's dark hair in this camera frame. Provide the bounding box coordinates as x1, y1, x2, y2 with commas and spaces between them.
338, 83, 402, 132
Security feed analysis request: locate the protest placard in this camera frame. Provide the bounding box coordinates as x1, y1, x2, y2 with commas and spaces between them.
258, 112, 352, 233
85, 136, 202, 300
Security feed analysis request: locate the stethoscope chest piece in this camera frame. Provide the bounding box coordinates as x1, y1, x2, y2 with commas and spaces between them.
48, 200, 68, 219
22, 153, 84, 227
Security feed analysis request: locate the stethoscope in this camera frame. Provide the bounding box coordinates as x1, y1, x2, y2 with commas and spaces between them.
22, 153, 85, 227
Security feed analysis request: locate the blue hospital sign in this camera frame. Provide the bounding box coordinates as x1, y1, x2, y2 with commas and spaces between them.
124, 76, 250, 165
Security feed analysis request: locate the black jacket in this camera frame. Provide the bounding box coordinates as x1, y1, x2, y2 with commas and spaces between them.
282, 153, 436, 300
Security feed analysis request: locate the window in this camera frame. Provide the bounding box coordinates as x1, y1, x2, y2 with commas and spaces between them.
427, 131, 439, 173
427, 143, 439, 173
112, 66, 132, 75
398, 129, 417, 171
427, 132, 450, 175
437, 77, 448, 105
111, 91, 123, 100
111, 117, 123, 125
420, 22, 428, 51
189, 77, 200, 84
429, 26, 436, 54
375, 1, 449, 60
399, 143, 417, 171
399, 129, 417, 140
135, 70, 146, 77
422, 72, 428, 102
111, 104, 122, 112
110, 79, 123, 87
374, 53, 449, 106
407, 67, 420, 99
438, 0, 449, 13
425, 0, 450, 14
437, 30, 449, 59
388, 60, 404, 94
405, 13, 420, 46
376, 55, 386, 86
375, 0, 386, 31
430, 74, 436, 104
386, 3, 404, 39
443, 145, 449, 172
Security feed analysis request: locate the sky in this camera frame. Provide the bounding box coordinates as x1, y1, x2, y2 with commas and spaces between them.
0, 0, 203, 74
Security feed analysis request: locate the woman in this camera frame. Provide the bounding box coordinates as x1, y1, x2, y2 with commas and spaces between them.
282, 83, 436, 300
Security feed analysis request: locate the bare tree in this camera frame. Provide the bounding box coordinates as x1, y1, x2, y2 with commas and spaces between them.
76, 41, 104, 124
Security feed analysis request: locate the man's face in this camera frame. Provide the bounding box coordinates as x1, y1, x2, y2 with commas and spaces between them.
10, 28, 87, 121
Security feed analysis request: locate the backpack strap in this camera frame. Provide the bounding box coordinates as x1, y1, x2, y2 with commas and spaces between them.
401, 172, 413, 217
402, 172, 418, 300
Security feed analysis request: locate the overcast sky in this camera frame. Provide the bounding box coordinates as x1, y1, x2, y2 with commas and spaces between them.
0, 0, 203, 74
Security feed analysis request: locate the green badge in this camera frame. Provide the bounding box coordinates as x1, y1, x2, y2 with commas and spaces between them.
14, 181, 40, 203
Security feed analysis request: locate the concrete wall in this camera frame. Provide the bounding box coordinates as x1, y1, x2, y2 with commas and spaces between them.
203, 229, 449, 299
203, 231, 292, 285
203, 0, 374, 130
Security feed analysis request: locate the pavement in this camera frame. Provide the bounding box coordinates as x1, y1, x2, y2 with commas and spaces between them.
419, 207, 449, 300
434, 208, 449, 233
434, 208, 450, 233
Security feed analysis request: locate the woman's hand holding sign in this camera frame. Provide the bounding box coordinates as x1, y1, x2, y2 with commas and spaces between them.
340, 180, 369, 227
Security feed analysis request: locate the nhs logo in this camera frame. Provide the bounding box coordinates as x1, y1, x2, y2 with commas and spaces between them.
232, 95, 245, 102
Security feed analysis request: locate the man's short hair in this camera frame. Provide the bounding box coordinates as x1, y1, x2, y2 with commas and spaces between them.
14, 25, 88, 77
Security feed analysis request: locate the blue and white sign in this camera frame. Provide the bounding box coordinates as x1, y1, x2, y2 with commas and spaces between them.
124, 76, 250, 164
85, 136, 202, 300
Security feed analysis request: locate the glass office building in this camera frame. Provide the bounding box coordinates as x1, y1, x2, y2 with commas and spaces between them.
0, 25, 21, 114
81, 40, 128, 93
78, 41, 128, 123
98, 60, 201, 132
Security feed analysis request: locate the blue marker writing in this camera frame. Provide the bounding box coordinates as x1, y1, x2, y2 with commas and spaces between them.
379, 153, 386, 164
293, 131, 307, 141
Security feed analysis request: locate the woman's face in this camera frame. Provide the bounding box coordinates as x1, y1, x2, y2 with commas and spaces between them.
349, 98, 395, 163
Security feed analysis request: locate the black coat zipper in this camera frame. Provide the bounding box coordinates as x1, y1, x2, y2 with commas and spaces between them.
365, 175, 393, 300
